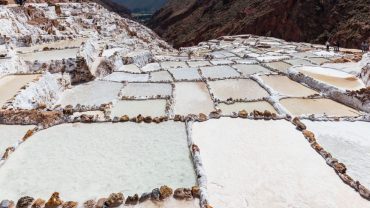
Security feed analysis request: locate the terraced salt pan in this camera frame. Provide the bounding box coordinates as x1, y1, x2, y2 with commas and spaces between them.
0, 122, 196, 202
232, 64, 271, 75
209, 59, 234, 66
132, 199, 199, 208
264, 61, 292, 73
141, 63, 161, 72
111, 100, 167, 118
169, 68, 202, 81
0, 74, 40, 107
217, 101, 277, 114
115, 64, 141, 73
160, 61, 188, 69
120, 83, 172, 98
18, 48, 79, 62
208, 79, 269, 101
308, 57, 330, 65
102, 72, 149, 82
57, 81, 123, 107
174, 82, 215, 115
187, 61, 211, 67
71, 111, 106, 121
260, 75, 317, 97
0, 125, 35, 156
200, 66, 240, 79
295, 66, 365, 90
284, 58, 313, 66
305, 121, 370, 188
15, 38, 86, 54
149, 71, 173, 82
280, 98, 361, 117
192, 118, 370, 208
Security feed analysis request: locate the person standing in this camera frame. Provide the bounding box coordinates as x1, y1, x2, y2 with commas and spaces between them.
326, 40, 330, 51
365, 41, 369, 52
361, 41, 366, 52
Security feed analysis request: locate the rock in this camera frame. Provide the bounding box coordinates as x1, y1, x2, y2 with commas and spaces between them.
292, 117, 306, 131
263, 110, 272, 120
22, 129, 35, 142
80, 114, 94, 123
198, 113, 208, 122
112, 117, 119, 123
358, 184, 370, 199
94, 198, 106, 208
174, 114, 183, 122
253, 110, 263, 118
209, 110, 221, 119
16, 196, 34, 208
105, 193, 124, 208
119, 115, 129, 122
82, 200, 95, 208
204, 205, 213, 208
1, 200, 15, 208
339, 173, 355, 186
45, 192, 63, 208
191, 186, 200, 198
144, 116, 152, 123
192, 144, 200, 153
31, 199, 45, 208
63, 105, 74, 115
173, 188, 193, 200
152, 117, 161, 123
135, 115, 144, 123
62, 202, 77, 208
238, 110, 248, 118
302, 130, 316, 143
333, 162, 347, 174
319, 150, 332, 159
271, 113, 278, 120
124, 194, 139, 205
151, 188, 161, 201
311, 142, 323, 152
2, 147, 15, 160
159, 185, 173, 200
139, 193, 151, 203
325, 157, 338, 166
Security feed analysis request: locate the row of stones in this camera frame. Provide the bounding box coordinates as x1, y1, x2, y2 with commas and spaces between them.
0, 185, 202, 208
292, 117, 370, 200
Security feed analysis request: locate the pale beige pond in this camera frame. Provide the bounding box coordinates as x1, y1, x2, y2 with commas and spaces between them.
208, 79, 269, 101
308, 57, 330, 65
18, 48, 79, 62
264, 61, 292, 73
0, 74, 40, 107
173, 82, 215, 115
280, 98, 361, 117
120, 83, 172, 98
111, 100, 167, 118
295, 66, 365, 91
218, 101, 277, 114
0, 125, 36, 157
260, 75, 317, 97
16, 38, 86, 54
232, 64, 271, 75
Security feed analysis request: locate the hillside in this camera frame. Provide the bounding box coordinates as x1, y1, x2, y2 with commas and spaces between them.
113, 0, 166, 13
148, 0, 370, 48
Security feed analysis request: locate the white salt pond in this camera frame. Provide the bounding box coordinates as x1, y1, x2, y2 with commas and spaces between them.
57, 81, 123, 107
141, 63, 161, 72
217, 101, 277, 114
192, 118, 370, 208
280, 98, 361, 117
115, 64, 142, 73
169, 67, 202, 81
18, 48, 79, 62
0, 122, 196, 202
264, 61, 292, 73
173, 82, 215, 115
133, 198, 199, 208
187, 61, 211, 67
102, 72, 149, 82
149, 71, 173, 82
0, 125, 35, 156
260, 75, 318, 97
232, 64, 271, 76
120, 83, 172, 98
308, 57, 330, 65
284, 58, 313, 66
208, 79, 269, 101
295, 66, 365, 91
160, 61, 188, 69
110, 100, 167, 118
0, 74, 40, 107
200, 66, 240, 79
15, 38, 86, 54
304, 121, 370, 188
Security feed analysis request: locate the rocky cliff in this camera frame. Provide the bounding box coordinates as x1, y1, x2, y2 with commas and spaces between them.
149, 0, 370, 48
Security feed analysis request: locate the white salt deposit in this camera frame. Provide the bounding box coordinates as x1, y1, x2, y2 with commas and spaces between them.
115, 64, 142, 73
0, 125, 35, 156
169, 67, 202, 81
304, 121, 370, 188
102, 72, 149, 82
200, 66, 240, 79
284, 59, 313, 66
57, 81, 123, 107
173, 82, 215, 115
232, 64, 271, 76
110, 100, 167, 118
308, 57, 330, 65
217, 101, 277, 114
120, 83, 172, 98
18, 48, 79, 62
132, 198, 199, 208
187, 61, 211, 67
0, 122, 196, 202
160, 61, 188, 69
192, 118, 370, 208
141, 63, 161, 72
208, 79, 269, 101
264, 61, 292, 73
149, 71, 173, 82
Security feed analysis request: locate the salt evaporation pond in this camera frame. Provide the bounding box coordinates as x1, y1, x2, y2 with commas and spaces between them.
0, 125, 35, 156
16, 38, 86, 54
217, 101, 277, 114
305, 121, 370, 188
208, 79, 269, 101
115, 64, 141, 73
295, 66, 365, 90
264, 61, 292, 73
0, 74, 40, 107
0, 122, 196, 202
284, 58, 313, 66
18, 48, 79, 62
200, 66, 240, 79
169, 67, 202, 81
174, 82, 215, 115
187, 61, 211, 67
260, 75, 317, 97
232, 64, 271, 75
110, 100, 167, 118
102, 72, 149, 82
192, 118, 370, 208
57, 81, 123, 107
160, 61, 188, 69
120, 83, 172, 98
280, 98, 361, 117
308, 57, 330, 65
133, 198, 199, 208
149, 71, 173, 82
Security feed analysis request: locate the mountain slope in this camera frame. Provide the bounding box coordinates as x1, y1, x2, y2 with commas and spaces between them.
113, 0, 166, 13
148, 0, 370, 48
